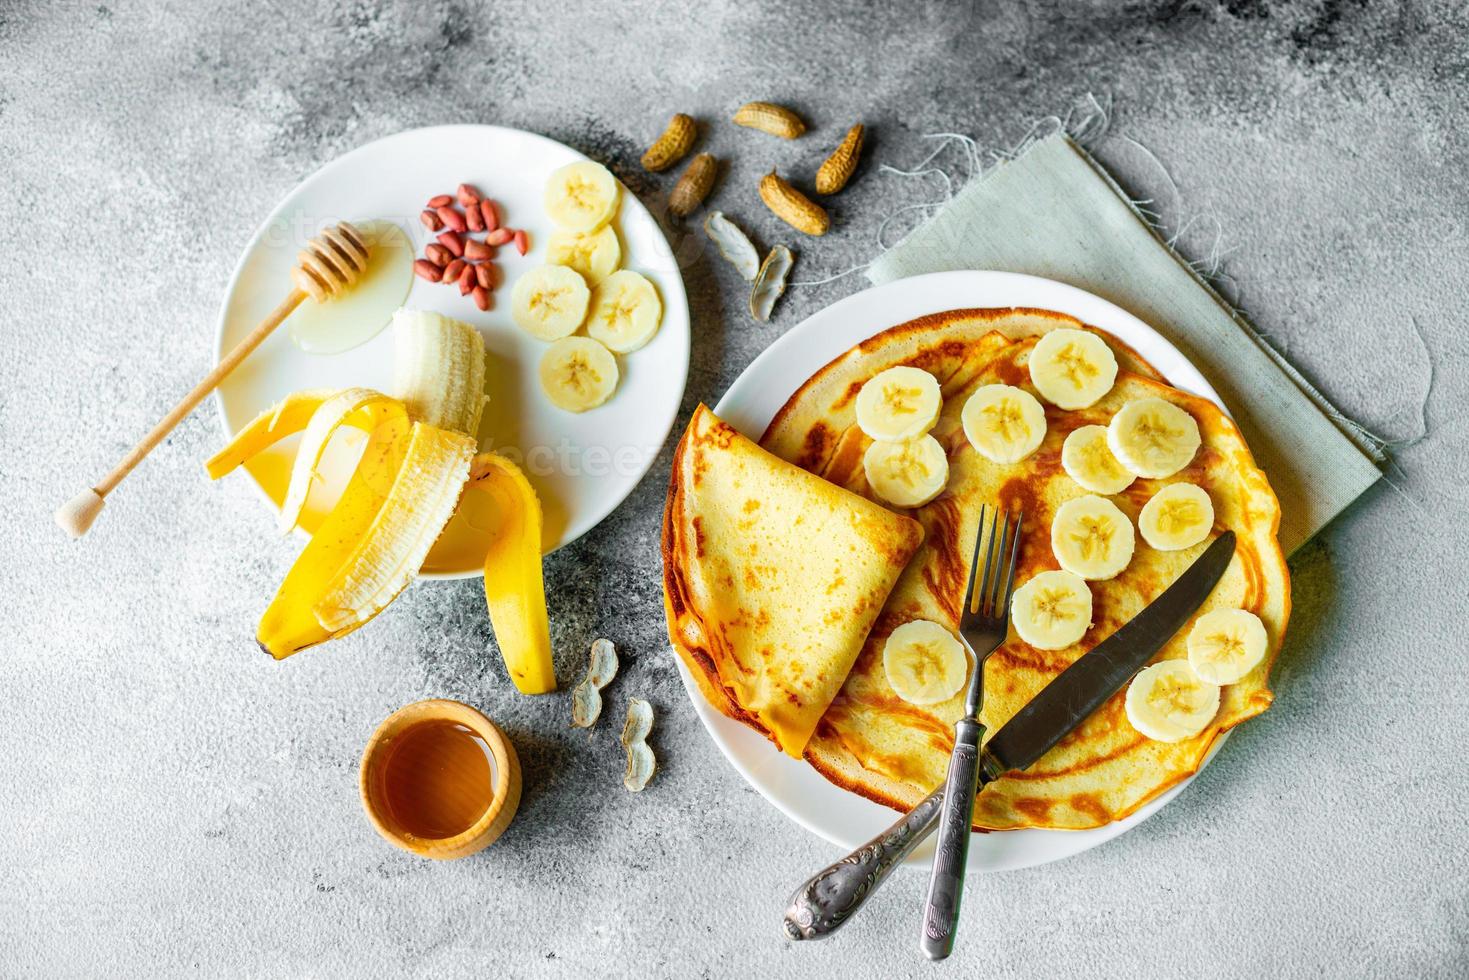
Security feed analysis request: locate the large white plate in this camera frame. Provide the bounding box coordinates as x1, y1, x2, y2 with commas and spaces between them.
213, 125, 690, 579
683, 270, 1230, 873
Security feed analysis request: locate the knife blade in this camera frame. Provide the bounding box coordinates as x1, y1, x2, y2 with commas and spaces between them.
980, 529, 1236, 777
782, 530, 1237, 941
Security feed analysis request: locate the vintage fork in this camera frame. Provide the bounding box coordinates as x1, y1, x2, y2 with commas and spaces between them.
919, 504, 1022, 961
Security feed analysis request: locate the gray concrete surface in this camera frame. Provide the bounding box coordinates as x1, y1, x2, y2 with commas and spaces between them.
3, 1, 1467, 976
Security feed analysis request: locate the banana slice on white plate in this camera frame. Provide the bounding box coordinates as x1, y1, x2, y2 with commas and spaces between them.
1011, 570, 1092, 650
1138, 483, 1214, 551
1186, 608, 1267, 684
883, 619, 970, 706
1028, 328, 1118, 409
863, 435, 949, 508
854, 366, 942, 442
546, 225, 622, 286
586, 270, 663, 353
511, 265, 591, 342
1108, 397, 1201, 479
539, 336, 619, 412
544, 160, 620, 232
1061, 424, 1135, 495
1051, 494, 1135, 580
1125, 660, 1220, 743
961, 384, 1047, 464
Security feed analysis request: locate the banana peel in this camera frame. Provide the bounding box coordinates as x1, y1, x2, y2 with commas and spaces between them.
466, 453, 556, 694
210, 375, 556, 688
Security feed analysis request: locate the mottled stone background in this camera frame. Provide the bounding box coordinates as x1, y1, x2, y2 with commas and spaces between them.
3, 1, 1466, 976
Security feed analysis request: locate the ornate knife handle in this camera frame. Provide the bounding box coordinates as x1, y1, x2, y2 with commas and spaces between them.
919, 717, 985, 960
781, 785, 946, 941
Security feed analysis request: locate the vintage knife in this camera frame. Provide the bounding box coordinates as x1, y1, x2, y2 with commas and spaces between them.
782, 530, 1237, 941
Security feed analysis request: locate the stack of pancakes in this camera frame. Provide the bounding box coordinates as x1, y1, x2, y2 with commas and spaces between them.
664, 308, 1289, 830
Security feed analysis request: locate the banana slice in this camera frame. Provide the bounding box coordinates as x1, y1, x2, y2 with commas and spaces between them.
854, 366, 942, 442
1011, 570, 1093, 650
1061, 424, 1135, 495
1125, 660, 1220, 743
883, 619, 969, 706
586, 270, 662, 353
1187, 608, 1267, 684
1138, 483, 1214, 551
1051, 494, 1135, 580
546, 225, 622, 286
863, 435, 949, 508
961, 384, 1047, 464
1028, 328, 1118, 409
511, 265, 591, 341
1107, 397, 1201, 479
543, 160, 620, 232
539, 336, 619, 412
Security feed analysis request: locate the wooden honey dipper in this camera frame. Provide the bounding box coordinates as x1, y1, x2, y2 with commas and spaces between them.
56, 221, 372, 539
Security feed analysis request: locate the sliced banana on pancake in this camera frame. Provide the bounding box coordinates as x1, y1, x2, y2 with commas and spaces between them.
511, 265, 591, 341
1125, 660, 1220, 743
863, 435, 949, 508
540, 336, 619, 412
1139, 483, 1214, 551
544, 160, 620, 232
546, 225, 622, 286
1011, 570, 1092, 650
961, 383, 1047, 464
854, 366, 942, 442
1187, 608, 1267, 684
586, 270, 662, 353
1108, 397, 1201, 479
883, 620, 969, 706
1051, 494, 1135, 580
1028, 328, 1118, 409
1061, 424, 1136, 495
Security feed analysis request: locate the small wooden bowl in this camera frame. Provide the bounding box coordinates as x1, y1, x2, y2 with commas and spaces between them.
359, 699, 521, 860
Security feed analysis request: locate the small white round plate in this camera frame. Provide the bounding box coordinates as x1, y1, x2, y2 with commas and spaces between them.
213, 124, 690, 579
682, 270, 1230, 873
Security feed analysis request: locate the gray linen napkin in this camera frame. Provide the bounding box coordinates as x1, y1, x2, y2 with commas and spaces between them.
867, 133, 1380, 555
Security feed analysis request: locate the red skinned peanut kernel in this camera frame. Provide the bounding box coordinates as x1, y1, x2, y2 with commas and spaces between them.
472, 285, 491, 311
413, 259, 442, 282
513, 229, 529, 256
436, 231, 465, 257
441, 258, 466, 284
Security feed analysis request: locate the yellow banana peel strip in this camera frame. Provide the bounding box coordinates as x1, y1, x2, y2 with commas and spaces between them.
278, 388, 405, 535
205, 389, 341, 480
255, 410, 414, 658
465, 453, 556, 694
311, 422, 476, 636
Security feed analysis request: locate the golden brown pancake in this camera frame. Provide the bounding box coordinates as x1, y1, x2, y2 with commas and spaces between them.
662, 405, 924, 758
762, 310, 1290, 830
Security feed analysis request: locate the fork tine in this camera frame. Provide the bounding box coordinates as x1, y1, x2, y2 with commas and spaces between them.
999, 510, 1024, 618
960, 506, 989, 619
986, 509, 1010, 615
977, 505, 1000, 617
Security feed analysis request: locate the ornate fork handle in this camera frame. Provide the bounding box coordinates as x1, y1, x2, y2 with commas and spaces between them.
781, 785, 946, 940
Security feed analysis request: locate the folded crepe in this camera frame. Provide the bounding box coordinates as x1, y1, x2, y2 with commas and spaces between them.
662, 405, 924, 757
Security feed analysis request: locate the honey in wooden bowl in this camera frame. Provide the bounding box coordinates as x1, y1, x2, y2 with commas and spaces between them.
360, 700, 521, 859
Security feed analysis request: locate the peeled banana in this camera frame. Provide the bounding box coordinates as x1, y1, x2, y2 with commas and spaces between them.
962, 384, 1047, 464
540, 336, 619, 412
1011, 570, 1092, 650
586, 270, 663, 353
279, 388, 406, 535
546, 225, 622, 286
1186, 608, 1267, 684
1061, 424, 1136, 495
854, 366, 942, 442
1050, 494, 1135, 580
1138, 482, 1214, 551
391, 309, 486, 437
1108, 397, 1201, 479
1125, 660, 1220, 743
862, 435, 949, 508
544, 160, 620, 232
882, 619, 969, 705
511, 265, 591, 341
1028, 328, 1118, 410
